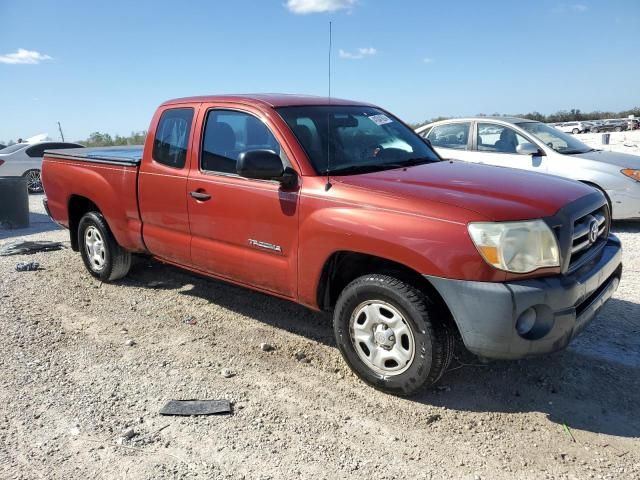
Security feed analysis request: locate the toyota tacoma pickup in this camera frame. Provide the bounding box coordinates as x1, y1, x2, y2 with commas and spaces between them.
42, 94, 622, 396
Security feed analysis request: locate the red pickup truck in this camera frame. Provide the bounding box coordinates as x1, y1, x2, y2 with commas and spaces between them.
42, 94, 622, 395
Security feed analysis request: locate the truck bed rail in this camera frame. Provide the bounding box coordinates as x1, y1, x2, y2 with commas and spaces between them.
45, 146, 143, 166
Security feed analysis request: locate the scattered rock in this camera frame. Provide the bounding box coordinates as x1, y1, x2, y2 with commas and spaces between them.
183, 317, 197, 326
294, 351, 306, 361
122, 428, 135, 440
260, 343, 274, 352
221, 368, 235, 378
125, 339, 136, 347
425, 414, 442, 425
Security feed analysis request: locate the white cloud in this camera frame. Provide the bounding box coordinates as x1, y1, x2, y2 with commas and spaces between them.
0, 48, 52, 65
423, 57, 434, 64
339, 47, 376, 60
552, 3, 589, 13
286, 0, 356, 14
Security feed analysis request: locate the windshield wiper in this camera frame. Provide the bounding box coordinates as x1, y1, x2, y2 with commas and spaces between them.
329, 157, 434, 176
562, 149, 592, 155
329, 164, 395, 175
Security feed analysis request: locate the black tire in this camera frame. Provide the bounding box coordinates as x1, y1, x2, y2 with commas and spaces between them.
23, 169, 43, 194
572, 128, 579, 134
592, 128, 599, 133
615, 126, 622, 132
333, 274, 454, 396
78, 211, 131, 281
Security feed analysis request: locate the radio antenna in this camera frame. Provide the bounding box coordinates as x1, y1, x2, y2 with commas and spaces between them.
324, 21, 333, 191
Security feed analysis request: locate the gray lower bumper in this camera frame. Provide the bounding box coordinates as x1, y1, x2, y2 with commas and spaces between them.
426, 235, 622, 359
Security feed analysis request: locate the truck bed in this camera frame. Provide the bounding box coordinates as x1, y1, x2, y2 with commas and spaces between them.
42, 145, 146, 253
45, 146, 144, 166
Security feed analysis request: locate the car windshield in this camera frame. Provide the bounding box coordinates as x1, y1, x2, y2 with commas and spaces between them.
0, 143, 28, 154
276, 105, 440, 175
517, 122, 592, 154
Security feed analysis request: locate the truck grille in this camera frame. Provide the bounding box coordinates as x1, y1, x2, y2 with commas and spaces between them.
568, 205, 609, 270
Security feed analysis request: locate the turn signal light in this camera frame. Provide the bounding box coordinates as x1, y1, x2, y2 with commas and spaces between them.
621, 169, 640, 182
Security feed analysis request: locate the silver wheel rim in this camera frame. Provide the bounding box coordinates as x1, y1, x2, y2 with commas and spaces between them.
349, 300, 416, 376
84, 226, 106, 272
26, 170, 42, 192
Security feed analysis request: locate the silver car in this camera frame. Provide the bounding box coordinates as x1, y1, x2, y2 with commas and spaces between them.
0, 141, 83, 193
416, 117, 640, 219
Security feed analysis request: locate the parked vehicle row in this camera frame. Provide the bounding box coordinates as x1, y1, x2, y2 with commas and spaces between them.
0, 141, 84, 193
416, 117, 640, 220
41, 94, 624, 396
551, 118, 637, 133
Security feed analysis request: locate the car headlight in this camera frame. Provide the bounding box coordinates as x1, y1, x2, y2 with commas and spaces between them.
468, 220, 560, 273
621, 169, 640, 182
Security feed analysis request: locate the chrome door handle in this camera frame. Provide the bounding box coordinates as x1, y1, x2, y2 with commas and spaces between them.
189, 191, 211, 201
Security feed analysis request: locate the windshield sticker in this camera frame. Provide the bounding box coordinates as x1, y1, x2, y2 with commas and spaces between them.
368, 114, 393, 126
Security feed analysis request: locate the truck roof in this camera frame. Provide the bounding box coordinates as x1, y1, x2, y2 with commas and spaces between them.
161, 94, 374, 108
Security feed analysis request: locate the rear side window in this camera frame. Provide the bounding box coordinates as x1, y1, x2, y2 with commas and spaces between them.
25, 144, 48, 158
200, 110, 281, 174
427, 123, 470, 150
152, 108, 194, 168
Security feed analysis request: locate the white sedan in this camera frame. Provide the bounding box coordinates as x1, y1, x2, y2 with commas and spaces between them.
416, 117, 640, 220
0, 141, 83, 193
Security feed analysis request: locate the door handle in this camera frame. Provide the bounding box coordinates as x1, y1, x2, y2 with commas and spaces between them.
189, 191, 211, 201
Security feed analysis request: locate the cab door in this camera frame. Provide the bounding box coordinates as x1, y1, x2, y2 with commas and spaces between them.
186, 104, 300, 298
138, 106, 197, 264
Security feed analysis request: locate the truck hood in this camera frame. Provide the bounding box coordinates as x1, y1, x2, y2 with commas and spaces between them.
573, 149, 640, 168
333, 160, 595, 222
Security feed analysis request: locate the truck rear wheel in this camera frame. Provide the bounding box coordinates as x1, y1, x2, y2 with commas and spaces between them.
78, 212, 131, 281
333, 274, 454, 396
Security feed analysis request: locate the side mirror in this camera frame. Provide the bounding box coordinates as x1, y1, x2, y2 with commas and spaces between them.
237, 150, 285, 179
516, 142, 540, 155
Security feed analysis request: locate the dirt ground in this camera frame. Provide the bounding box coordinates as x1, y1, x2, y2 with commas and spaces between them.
0, 195, 638, 480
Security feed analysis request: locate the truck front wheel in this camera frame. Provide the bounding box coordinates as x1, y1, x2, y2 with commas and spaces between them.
333, 274, 454, 396
78, 212, 131, 281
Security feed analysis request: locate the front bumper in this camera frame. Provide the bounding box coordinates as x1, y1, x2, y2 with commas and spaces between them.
426, 235, 622, 359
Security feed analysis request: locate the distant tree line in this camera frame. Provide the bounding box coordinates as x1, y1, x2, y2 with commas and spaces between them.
410, 107, 640, 129
79, 131, 147, 147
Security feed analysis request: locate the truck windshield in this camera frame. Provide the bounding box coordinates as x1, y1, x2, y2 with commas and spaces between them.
276, 106, 440, 175
517, 122, 592, 154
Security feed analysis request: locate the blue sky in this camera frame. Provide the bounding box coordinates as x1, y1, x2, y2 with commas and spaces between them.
1, 0, 638, 142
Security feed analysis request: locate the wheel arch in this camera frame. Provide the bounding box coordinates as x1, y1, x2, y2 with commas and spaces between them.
579, 180, 612, 216
316, 250, 459, 336
68, 195, 102, 251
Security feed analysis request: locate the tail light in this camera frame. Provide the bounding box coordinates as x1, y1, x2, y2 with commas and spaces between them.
0, 159, 4, 166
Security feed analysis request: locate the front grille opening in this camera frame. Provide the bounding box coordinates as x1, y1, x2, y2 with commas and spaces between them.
569, 205, 609, 270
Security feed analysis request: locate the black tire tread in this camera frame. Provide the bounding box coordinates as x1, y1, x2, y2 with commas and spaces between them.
78, 211, 131, 281
335, 273, 454, 396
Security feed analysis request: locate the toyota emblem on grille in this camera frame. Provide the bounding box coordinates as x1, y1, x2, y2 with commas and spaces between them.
588, 220, 599, 244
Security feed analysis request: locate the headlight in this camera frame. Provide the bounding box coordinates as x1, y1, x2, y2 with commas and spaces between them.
468, 220, 560, 273
621, 169, 640, 182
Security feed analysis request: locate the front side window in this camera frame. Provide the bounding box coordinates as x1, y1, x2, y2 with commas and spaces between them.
200, 110, 282, 174
477, 123, 529, 154
427, 123, 470, 150
277, 105, 439, 175
152, 108, 194, 168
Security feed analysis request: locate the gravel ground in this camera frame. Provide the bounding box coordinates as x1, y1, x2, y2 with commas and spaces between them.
0, 194, 638, 480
